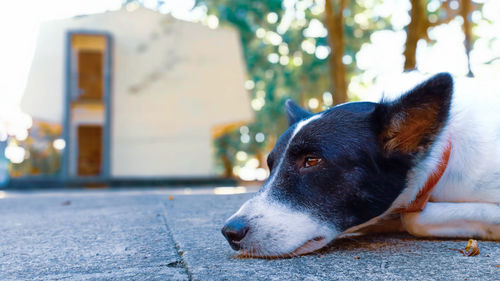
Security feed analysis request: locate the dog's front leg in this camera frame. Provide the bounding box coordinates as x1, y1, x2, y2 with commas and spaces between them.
401, 202, 500, 240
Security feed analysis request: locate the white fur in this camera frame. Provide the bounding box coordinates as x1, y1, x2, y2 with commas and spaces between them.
402, 202, 500, 240
225, 114, 337, 257
358, 74, 500, 240
395, 76, 500, 206
227, 192, 337, 257
292, 114, 323, 139
228, 73, 500, 257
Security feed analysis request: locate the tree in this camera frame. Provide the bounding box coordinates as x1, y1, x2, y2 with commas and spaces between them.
192, 0, 390, 177
403, 0, 480, 75
460, 0, 474, 77
122, 0, 484, 180
404, 0, 429, 70
324, 0, 348, 105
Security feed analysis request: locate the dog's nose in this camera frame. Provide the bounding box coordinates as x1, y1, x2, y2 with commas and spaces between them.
221, 217, 249, 250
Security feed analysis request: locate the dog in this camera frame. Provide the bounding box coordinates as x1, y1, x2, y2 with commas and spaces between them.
221, 72, 500, 258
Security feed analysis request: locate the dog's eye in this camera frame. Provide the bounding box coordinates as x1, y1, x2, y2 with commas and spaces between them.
304, 157, 322, 168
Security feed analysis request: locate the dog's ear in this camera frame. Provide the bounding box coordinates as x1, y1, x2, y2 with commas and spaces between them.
376, 72, 453, 155
285, 99, 311, 126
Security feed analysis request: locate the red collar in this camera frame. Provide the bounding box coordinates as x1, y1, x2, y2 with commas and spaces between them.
400, 139, 452, 213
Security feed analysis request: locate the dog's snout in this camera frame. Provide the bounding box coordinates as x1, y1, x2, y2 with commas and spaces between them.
221, 217, 249, 250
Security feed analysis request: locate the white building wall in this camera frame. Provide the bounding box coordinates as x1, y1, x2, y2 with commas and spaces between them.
22, 8, 252, 178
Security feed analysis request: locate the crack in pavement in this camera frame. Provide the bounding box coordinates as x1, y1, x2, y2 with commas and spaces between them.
159, 200, 193, 281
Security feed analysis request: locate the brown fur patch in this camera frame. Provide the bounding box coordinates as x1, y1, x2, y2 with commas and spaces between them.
381, 104, 440, 154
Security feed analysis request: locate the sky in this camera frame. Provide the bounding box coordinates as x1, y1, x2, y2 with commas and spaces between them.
0, 0, 198, 106
0, 0, 119, 140
0, 0, 196, 141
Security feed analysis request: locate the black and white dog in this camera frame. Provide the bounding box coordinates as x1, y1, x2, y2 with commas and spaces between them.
221, 73, 500, 258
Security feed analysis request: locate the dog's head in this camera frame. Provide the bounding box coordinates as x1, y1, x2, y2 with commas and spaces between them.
222, 73, 453, 257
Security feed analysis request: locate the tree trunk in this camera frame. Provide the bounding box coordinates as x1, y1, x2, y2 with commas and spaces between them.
324, 0, 348, 105
404, 0, 464, 71
404, 0, 428, 70
460, 0, 474, 77
221, 154, 233, 178
218, 137, 233, 178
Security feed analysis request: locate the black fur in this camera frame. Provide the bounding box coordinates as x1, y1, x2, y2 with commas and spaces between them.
264, 73, 453, 231
285, 99, 312, 126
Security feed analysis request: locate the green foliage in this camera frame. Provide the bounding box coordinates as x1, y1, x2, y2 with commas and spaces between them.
9, 123, 62, 177
196, 0, 390, 175
123, 0, 392, 176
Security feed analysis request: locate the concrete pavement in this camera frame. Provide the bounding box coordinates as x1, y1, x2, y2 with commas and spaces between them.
0, 189, 499, 280
0, 190, 187, 280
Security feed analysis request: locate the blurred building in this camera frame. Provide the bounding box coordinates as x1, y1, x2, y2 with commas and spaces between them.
21, 7, 252, 184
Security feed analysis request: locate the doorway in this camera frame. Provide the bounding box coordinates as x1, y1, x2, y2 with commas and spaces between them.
77, 125, 103, 176
65, 32, 111, 179
77, 51, 104, 101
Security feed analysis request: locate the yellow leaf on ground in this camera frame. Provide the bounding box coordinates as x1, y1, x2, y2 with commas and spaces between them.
464, 239, 480, 257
